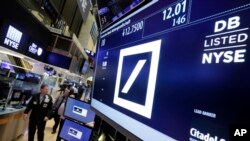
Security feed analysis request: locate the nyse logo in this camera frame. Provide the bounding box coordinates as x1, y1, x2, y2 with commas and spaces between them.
68, 127, 82, 139
113, 40, 161, 119
4, 25, 23, 49
73, 106, 88, 117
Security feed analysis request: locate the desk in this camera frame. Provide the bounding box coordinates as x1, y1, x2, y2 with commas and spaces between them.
0, 107, 27, 141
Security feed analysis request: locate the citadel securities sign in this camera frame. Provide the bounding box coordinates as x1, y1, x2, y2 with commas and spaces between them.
190, 128, 226, 141
202, 16, 249, 64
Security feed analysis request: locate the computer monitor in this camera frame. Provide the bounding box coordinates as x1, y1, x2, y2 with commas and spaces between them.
64, 97, 95, 124
9, 89, 22, 105
0, 86, 10, 100
59, 119, 92, 141
22, 90, 32, 101
0, 68, 9, 76
80, 60, 89, 74
16, 73, 26, 80
10, 89, 22, 101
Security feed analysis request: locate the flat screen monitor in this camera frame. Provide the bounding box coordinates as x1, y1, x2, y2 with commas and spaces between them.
64, 97, 95, 124
80, 60, 89, 74
16, 73, 26, 80
9, 89, 23, 105
0, 68, 9, 76
10, 89, 22, 101
0, 61, 14, 72
92, 0, 250, 141
25, 72, 42, 84
22, 90, 32, 101
43, 76, 57, 87
0, 86, 10, 100
59, 119, 92, 141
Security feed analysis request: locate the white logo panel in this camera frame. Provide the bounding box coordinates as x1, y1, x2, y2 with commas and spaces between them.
68, 127, 82, 139
73, 105, 88, 117
4, 25, 23, 49
113, 40, 161, 119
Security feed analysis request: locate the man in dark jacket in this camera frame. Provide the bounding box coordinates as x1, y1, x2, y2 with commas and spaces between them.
51, 87, 70, 134
23, 84, 53, 141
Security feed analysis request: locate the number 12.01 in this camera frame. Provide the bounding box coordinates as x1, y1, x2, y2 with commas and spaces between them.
163, 0, 187, 21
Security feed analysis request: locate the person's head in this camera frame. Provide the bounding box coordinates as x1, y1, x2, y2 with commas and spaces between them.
87, 80, 92, 87
40, 84, 49, 95
69, 94, 75, 98
69, 89, 74, 95
87, 77, 93, 87
63, 88, 70, 97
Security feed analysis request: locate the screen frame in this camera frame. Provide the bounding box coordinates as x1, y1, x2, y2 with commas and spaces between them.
59, 119, 93, 141
92, 107, 142, 141
64, 97, 96, 125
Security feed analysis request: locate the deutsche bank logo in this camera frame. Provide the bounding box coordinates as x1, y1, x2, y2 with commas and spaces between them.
114, 40, 161, 119
4, 25, 23, 49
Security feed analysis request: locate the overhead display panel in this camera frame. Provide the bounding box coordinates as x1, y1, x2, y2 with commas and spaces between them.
92, 0, 250, 141
97, 0, 146, 29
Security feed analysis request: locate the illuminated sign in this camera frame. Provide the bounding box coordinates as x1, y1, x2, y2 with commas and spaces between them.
190, 128, 226, 141
4, 25, 23, 49
113, 40, 161, 119
28, 43, 43, 56
202, 16, 249, 64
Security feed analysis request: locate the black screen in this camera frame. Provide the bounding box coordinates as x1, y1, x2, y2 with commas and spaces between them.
9, 89, 22, 103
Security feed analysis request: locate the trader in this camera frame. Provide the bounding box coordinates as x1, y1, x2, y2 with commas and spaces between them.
23, 84, 53, 141
51, 87, 70, 134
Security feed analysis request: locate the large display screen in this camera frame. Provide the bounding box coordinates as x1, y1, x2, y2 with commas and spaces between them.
64, 97, 95, 124
92, 0, 250, 141
59, 119, 92, 141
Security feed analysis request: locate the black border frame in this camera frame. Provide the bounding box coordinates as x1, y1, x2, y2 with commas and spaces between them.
63, 97, 96, 126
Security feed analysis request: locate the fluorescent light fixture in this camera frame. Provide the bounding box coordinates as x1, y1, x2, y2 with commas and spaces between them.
0, 49, 24, 59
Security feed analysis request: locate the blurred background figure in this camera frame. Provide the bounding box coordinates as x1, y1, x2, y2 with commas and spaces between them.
81, 76, 93, 103
51, 87, 70, 134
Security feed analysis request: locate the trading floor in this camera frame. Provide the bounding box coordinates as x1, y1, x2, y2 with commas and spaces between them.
17, 120, 57, 141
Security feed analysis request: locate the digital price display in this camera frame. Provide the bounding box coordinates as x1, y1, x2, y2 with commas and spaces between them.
92, 0, 250, 141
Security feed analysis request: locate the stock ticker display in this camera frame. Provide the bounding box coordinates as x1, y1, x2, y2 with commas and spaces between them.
92, 0, 250, 141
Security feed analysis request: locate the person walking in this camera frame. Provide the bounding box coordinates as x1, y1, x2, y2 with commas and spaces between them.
51, 88, 70, 134
56, 89, 75, 141
23, 84, 53, 141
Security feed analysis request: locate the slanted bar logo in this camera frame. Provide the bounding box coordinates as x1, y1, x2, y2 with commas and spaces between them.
113, 40, 161, 119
